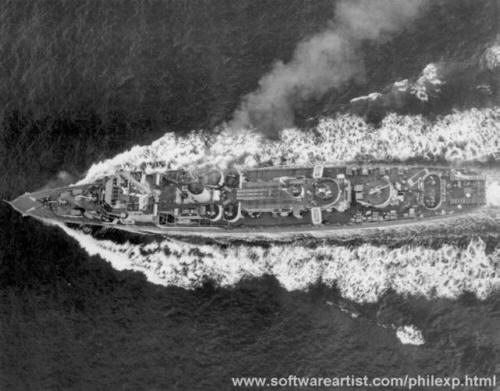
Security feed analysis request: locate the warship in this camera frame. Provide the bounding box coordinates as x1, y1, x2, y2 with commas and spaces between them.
8, 164, 486, 238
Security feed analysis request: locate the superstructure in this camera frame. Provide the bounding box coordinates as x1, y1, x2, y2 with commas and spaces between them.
9, 164, 486, 237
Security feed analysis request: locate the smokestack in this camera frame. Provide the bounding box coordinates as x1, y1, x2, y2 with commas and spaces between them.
230, 0, 428, 135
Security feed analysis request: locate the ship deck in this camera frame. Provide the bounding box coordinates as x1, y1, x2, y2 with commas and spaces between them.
8, 163, 487, 238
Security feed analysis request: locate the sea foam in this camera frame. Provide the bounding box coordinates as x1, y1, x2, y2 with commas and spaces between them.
396, 325, 425, 345
55, 221, 500, 304
79, 107, 500, 184
66, 106, 500, 305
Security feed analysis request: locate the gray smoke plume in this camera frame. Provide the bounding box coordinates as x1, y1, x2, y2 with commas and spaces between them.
230, 0, 428, 135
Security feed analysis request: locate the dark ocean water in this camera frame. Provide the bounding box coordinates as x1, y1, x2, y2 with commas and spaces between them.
1, 0, 499, 390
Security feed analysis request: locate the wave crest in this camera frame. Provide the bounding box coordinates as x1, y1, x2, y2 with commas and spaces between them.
79, 107, 500, 184
56, 223, 500, 304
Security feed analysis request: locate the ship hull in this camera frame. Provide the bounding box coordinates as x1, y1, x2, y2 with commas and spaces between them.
9, 161, 485, 240
7, 204, 491, 242
67, 210, 487, 240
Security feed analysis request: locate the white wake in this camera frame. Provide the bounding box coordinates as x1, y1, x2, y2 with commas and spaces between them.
58, 98, 500, 305
79, 107, 500, 184
396, 325, 425, 345
55, 222, 500, 304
